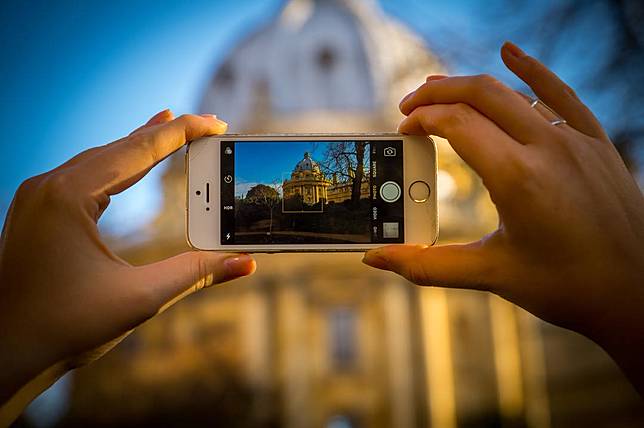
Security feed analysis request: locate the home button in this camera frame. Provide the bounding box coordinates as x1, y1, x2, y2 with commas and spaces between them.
409, 180, 430, 203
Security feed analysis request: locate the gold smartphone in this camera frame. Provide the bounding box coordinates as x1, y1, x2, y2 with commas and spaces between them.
186, 134, 437, 252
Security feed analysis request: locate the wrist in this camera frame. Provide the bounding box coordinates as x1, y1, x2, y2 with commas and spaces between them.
585, 277, 644, 394
0, 360, 70, 426
0, 317, 60, 404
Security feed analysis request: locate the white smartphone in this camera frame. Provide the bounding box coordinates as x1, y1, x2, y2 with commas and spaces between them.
186, 134, 438, 252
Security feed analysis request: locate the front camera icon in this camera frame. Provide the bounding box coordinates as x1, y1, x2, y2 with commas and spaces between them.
384, 147, 396, 157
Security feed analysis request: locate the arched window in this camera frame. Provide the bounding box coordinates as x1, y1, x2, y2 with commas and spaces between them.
316, 46, 337, 72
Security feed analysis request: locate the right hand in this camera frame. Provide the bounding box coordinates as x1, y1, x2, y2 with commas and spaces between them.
362, 42, 644, 392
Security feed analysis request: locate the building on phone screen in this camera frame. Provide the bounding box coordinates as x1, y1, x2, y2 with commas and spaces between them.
282, 152, 370, 207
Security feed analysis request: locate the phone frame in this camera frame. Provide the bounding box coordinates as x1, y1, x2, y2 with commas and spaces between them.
186, 133, 438, 252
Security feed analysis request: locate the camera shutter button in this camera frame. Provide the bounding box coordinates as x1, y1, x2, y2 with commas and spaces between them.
380, 181, 401, 203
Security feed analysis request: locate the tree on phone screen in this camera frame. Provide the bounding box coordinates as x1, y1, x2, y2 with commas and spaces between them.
319, 141, 368, 207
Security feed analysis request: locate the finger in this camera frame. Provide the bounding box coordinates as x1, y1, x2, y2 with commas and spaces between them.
501, 41, 608, 140
400, 75, 448, 106
514, 91, 563, 124
74, 114, 227, 196
400, 74, 552, 145
362, 243, 497, 291
130, 252, 256, 316
129, 109, 174, 135
398, 103, 522, 190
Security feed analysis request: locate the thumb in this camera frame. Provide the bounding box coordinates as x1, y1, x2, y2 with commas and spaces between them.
130, 251, 256, 314
362, 243, 495, 291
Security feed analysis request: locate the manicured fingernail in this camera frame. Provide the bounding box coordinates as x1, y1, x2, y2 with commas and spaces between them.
362, 251, 390, 270
200, 113, 217, 119
397, 116, 412, 133
504, 41, 525, 58
399, 90, 416, 107
224, 254, 255, 277
426, 74, 447, 82
149, 109, 172, 121
204, 114, 228, 128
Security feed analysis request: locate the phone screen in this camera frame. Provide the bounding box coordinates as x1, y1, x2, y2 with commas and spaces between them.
220, 140, 404, 245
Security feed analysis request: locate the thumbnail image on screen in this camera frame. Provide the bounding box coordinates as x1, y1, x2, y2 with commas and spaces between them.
220, 140, 404, 245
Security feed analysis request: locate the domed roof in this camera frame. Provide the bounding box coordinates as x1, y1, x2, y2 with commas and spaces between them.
199, 0, 445, 132
294, 152, 321, 173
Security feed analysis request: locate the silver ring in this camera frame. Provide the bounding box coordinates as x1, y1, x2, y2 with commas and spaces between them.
530, 98, 566, 126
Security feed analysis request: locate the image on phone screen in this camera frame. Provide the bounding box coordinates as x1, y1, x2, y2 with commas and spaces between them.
220, 140, 404, 245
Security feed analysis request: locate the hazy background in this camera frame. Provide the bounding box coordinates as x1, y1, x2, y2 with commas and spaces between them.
2, 0, 641, 238
2, 1, 643, 427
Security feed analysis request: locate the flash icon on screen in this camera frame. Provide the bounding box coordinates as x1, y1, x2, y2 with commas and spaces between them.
226, 233, 231, 241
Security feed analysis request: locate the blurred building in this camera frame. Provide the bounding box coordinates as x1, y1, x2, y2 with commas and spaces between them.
47, 1, 643, 428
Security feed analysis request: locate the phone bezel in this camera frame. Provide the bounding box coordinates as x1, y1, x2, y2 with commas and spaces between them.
186, 133, 438, 252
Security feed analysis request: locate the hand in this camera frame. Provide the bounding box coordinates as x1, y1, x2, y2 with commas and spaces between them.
363, 42, 644, 392
0, 111, 256, 415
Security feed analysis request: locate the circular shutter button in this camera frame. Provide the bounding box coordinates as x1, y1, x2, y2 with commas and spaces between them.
409, 180, 430, 203
380, 181, 401, 203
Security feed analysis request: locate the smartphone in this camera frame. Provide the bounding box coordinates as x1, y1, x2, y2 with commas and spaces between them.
186, 134, 437, 252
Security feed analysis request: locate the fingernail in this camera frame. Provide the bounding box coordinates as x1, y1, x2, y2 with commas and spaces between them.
362, 250, 390, 270
224, 254, 255, 277
399, 90, 416, 107
149, 109, 172, 121
201, 113, 228, 127
504, 41, 525, 58
397, 116, 411, 134
426, 74, 448, 82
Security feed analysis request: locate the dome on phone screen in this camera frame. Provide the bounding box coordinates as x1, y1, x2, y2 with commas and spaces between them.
294, 152, 321, 173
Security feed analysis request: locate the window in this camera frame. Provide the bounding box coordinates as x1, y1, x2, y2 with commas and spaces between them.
328, 307, 357, 370
326, 414, 359, 428
317, 46, 337, 71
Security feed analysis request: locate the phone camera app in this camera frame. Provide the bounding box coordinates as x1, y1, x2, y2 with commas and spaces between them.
222, 140, 404, 245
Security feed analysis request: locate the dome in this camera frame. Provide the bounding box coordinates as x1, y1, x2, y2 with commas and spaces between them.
198, 0, 445, 132
294, 152, 321, 173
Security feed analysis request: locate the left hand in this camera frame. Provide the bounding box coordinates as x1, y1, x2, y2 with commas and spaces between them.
0, 110, 256, 412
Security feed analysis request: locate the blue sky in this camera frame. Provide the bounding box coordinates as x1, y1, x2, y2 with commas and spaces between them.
0, 0, 626, 237
235, 141, 323, 197
0, 0, 283, 235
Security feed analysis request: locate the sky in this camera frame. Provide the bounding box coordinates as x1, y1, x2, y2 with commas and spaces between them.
0, 0, 283, 236
0, 0, 627, 238
234, 141, 323, 197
